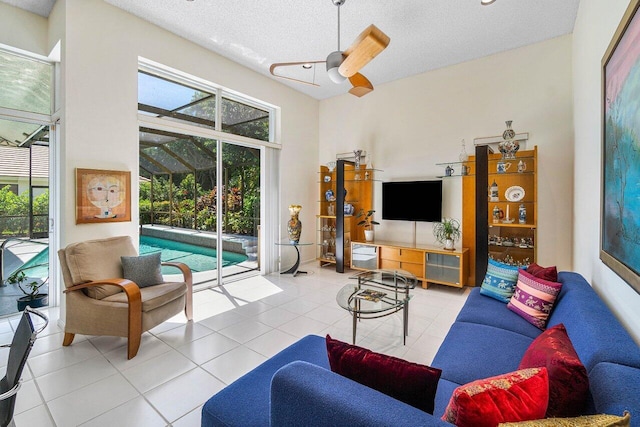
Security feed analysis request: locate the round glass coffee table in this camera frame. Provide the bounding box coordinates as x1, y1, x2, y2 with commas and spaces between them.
336, 269, 417, 345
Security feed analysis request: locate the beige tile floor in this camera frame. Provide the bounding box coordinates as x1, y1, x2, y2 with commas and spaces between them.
2, 264, 470, 426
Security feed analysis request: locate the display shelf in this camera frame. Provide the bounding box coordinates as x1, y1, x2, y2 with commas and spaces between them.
318, 161, 380, 272
462, 145, 537, 285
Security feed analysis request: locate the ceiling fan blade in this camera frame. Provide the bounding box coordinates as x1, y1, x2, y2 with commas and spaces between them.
269, 61, 325, 86
348, 73, 373, 97
338, 24, 390, 78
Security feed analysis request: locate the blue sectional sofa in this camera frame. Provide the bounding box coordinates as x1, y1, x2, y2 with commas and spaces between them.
202, 272, 640, 426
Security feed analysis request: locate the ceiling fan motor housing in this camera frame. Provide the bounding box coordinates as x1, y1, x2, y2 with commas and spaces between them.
326, 51, 347, 83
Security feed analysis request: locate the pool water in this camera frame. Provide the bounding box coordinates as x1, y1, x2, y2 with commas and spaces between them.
139, 235, 248, 273
15, 236, 248, 278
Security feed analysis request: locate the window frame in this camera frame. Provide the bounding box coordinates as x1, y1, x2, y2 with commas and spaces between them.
138, 58, 279, 148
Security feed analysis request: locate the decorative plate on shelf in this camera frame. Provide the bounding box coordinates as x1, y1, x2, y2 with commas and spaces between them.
505, 186, 525, 202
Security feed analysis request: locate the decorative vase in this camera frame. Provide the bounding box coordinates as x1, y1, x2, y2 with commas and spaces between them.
287, 205, 302, 243
489, 180, 499, 202
364, 229, 374, 242
444, 239, 455, 250
499, 120, 519, 159
458, 139, 469, 162
325, 189, 335, 202
502, 120, 516, 140
354, 150, 363, 170
518, 204, 527, 224
17, 294, 48, 311
344, 203, 354, 215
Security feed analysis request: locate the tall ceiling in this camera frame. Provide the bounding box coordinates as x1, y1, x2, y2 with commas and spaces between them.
2, 0, 581, 100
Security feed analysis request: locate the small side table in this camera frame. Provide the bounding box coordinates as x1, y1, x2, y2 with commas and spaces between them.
276, 242, 313, 277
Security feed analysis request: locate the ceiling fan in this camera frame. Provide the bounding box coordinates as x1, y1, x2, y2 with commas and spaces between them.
269, 0, 390, 97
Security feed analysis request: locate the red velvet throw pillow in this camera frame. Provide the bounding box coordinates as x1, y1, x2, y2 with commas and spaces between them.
519, 323, 589, 418
526, 263, 558, 282
325, 335, 442, 414
442, 368, 549, 427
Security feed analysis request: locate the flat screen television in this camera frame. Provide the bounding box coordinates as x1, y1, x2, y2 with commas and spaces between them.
382, 180, 442, 222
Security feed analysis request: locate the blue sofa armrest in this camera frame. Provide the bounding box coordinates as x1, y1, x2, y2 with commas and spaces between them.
270, 361, 450, 427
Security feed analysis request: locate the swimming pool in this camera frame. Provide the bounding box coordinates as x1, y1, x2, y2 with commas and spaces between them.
139, 235, 248, 273
15, 236, 248, 278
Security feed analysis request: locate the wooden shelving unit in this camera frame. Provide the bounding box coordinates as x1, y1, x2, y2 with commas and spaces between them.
317, 160, 377, 273
462, 146, 537, 285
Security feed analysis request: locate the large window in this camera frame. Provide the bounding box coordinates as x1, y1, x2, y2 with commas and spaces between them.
138, 71, 272, 142
0, 47, 55, 317
137, 63, 275, 286
0, 49, 53, 115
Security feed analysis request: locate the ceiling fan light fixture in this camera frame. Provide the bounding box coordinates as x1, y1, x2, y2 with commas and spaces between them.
326, 51, 347, 83
481, 0, 496, 5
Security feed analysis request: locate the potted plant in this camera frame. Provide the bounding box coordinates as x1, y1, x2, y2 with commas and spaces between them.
433, 218, 461, 250
357, 209, 380, 242
5, 269, 49, 311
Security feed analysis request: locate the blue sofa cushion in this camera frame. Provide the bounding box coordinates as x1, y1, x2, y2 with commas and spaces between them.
588, 362, 640, 423
548, 273, 640, 371
201, 335, 330, 427
455, 288, 542, 339
271, 361, 450, 426
434, 378, 461, 418
432, 322, 534, 386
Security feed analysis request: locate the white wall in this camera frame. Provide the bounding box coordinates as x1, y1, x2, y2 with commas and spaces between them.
0, 3, 48, 55
573, 0, 640, 344
319, 35, 574, 272
57, 0, 319, 267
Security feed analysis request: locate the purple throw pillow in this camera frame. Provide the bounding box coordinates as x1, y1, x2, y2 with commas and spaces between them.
508, 270, 562, 330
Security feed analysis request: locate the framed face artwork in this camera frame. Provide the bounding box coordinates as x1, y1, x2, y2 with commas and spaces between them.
601, 0, 640, 293
76, 168, 131, 224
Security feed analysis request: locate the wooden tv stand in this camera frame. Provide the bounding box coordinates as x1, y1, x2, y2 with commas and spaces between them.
351, 240, 469, 289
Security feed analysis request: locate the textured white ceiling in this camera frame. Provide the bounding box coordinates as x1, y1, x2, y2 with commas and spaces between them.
0, 0, 55, 17
2, 0, 581, 100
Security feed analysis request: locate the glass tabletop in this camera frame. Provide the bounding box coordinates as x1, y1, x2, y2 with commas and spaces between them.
275, 242, 314, 246
336, 269, 416, 315
349, 269, 418, 289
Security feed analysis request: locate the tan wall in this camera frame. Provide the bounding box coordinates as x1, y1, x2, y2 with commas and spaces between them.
573, 0, 640, 344
319, 35, 574, 271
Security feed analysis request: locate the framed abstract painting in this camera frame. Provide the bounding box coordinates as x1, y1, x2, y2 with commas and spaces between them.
601, 0, 640, 294
76, 168, 131, 224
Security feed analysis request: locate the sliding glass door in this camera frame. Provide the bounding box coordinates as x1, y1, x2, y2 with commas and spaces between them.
137, 64, 273, 289
0, 118, 51, 316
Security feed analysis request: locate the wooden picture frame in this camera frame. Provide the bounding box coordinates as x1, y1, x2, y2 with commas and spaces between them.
601, 0, 640, 294
76, 168, 131, 224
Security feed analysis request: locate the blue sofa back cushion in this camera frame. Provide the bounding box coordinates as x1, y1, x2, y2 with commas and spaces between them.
548, 273, 640, 371
201, 335, 329, 427
432, 322, 534, 386
271, 361, 450, 427
456, 288, 542, 339
588, 362, 640, 424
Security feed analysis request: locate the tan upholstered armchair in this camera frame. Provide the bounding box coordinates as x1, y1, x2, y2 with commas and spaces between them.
58, 235, 193, 359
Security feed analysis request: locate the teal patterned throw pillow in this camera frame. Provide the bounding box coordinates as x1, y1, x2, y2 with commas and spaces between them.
480, 259, 521, 303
